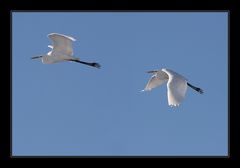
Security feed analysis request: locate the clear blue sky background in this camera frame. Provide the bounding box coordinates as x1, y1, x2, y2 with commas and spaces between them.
12, 12, 228, 156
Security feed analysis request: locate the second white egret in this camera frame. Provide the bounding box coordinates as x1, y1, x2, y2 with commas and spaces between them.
142, 68, 203, 107
31, 33, 101, 68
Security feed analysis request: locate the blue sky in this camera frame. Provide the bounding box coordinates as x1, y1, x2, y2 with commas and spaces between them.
12, 12, 228, 156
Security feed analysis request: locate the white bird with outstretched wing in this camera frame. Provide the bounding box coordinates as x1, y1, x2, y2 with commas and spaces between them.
142, 68, 203, 107
31, 33, 101, 69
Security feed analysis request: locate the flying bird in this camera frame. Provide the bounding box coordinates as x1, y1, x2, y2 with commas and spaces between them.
142, 68, 203, 107
31, 33, 101, 68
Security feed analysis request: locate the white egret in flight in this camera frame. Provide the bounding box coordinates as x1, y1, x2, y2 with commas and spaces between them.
142, 68, 203, 106
31, 33, 101, 68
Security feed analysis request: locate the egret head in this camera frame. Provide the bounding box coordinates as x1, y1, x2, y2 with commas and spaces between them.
31, 55, 51, 64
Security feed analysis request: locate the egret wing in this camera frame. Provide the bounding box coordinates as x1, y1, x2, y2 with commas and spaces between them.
48, 33, 76, 56
166, 75, 187, 106
143, 71, 168, 91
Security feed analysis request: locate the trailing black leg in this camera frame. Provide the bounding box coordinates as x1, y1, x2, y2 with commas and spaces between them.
187, 83, 204, 94
67, 59, 101, 69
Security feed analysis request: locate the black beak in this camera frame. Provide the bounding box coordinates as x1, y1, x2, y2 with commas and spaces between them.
31, 56, 43, 59
147, 70, 158, 74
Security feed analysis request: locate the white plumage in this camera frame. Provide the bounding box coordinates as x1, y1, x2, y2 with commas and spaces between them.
31, 33, 101, 68
48, 33, 76, 57
142, 68, 203, 107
